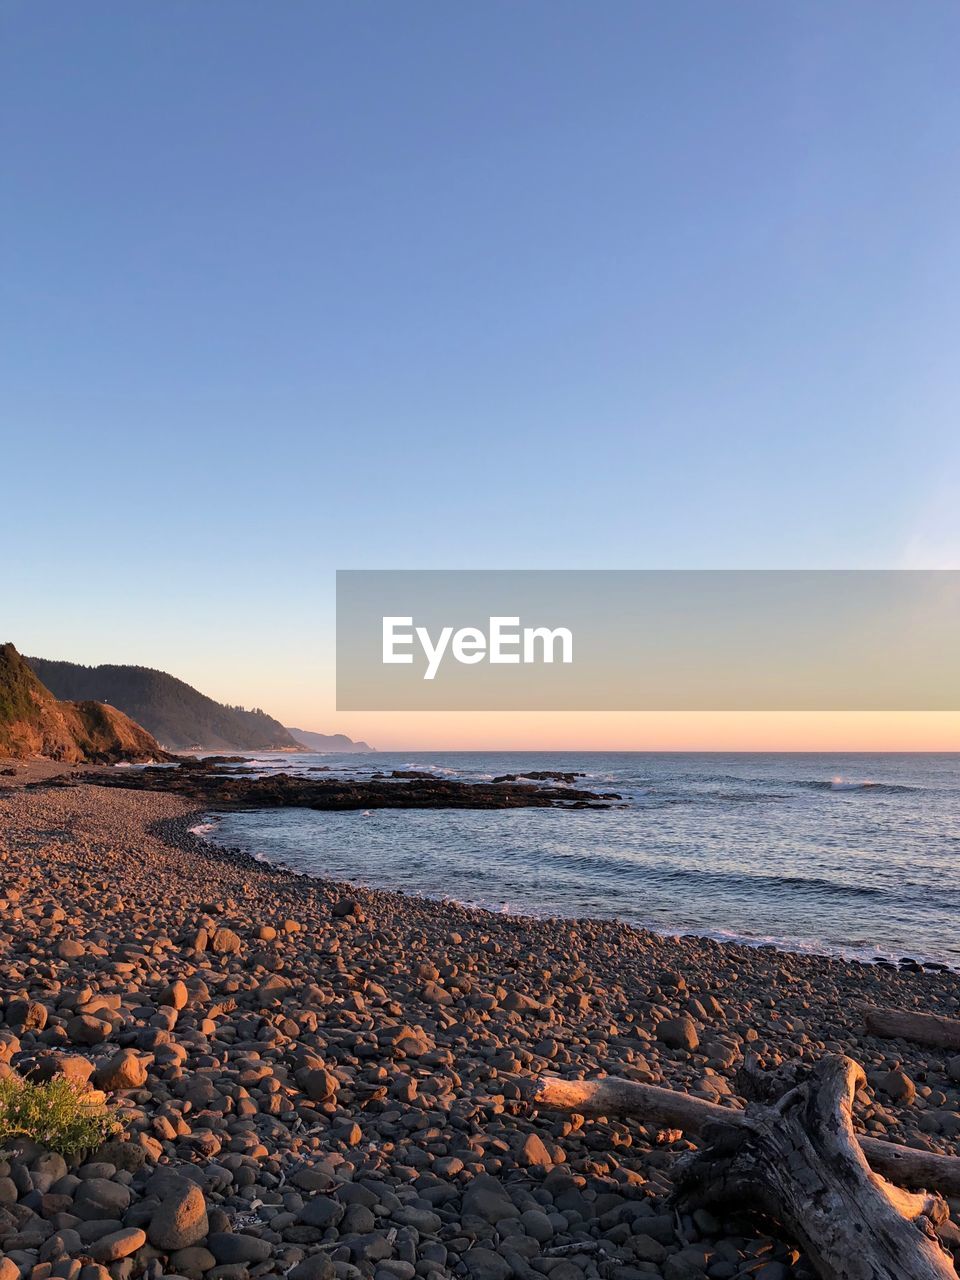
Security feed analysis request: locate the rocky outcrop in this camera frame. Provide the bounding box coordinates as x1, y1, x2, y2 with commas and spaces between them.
493, 771, 586, 784
0, 643, 170, 764
86, 760, 622, 809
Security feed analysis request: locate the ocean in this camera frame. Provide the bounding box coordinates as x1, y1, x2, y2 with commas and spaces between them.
197, 752, 960, 967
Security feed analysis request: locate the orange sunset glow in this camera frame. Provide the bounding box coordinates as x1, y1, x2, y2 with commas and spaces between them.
329, 710, 960, 753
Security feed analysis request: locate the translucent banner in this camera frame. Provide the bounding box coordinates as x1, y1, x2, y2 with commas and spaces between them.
336, 570, 960, 711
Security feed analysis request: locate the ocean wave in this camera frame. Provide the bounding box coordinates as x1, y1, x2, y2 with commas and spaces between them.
490, 840, 894, 904
623, 862, 890, 902
633, 789, 791, 808
813, 779, 919, 794
689, 771, 923, 795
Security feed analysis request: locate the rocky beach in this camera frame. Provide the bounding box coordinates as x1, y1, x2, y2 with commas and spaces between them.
3, 768, 960, 1280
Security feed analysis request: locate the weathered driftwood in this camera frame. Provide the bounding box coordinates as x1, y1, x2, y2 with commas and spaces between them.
673, 1057, 954, 1280
519, 1059, 960, 1280
862, 1005, 960, 1052
521, 1071, 960, 1194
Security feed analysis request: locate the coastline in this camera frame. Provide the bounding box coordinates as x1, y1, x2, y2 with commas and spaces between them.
193, 807, 957, 976
106, 747, 960, 970
4, 772, 960, 1278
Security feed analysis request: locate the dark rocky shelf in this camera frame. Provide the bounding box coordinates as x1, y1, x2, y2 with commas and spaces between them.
87, 761, 622, 811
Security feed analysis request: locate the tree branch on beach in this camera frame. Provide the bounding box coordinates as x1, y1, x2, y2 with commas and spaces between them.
517, 1057, 960, 1280
861, 1006, 960, 1052
517, 1069, 960, 1194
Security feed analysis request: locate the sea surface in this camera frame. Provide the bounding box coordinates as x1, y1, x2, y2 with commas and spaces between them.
196, 752, 960, 967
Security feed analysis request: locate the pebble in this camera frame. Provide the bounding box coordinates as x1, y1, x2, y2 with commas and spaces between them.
87, 1227, 147, 1262
2, 778, 960, 1280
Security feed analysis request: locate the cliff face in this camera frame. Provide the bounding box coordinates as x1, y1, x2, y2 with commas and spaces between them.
27, 656, 300, 752
60, 698, 173, 764
0, 643, 169, 763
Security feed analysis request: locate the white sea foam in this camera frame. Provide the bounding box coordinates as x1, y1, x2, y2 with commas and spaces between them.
188, 819, 219, 837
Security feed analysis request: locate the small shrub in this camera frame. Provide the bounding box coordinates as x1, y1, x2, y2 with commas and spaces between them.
0, 1074, 121, 1159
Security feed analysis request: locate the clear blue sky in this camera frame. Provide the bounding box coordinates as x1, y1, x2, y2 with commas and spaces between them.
3, 2, 960, 739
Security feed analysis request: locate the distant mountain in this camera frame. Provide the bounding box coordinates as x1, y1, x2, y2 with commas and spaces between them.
1, 643, 169, 763
286, 727, 374, 753
28, 656, 301, 753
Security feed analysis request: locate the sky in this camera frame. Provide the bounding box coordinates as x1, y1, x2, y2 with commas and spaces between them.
3, 1, 960, 749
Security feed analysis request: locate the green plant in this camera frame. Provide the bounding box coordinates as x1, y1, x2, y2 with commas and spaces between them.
0, 1075, 122, 1160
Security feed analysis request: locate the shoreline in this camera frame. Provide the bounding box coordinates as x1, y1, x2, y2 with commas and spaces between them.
7, 754, 957, 973
191, 807, 958, 978
4, 774, 960, 1279
175, 807, 923, 979
104, 746, 959, 973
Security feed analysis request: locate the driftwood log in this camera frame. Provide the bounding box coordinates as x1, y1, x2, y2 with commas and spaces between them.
862, 1005, 960, 1052
521, 1071, 960, 1194
519, 1058, 958, 1280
